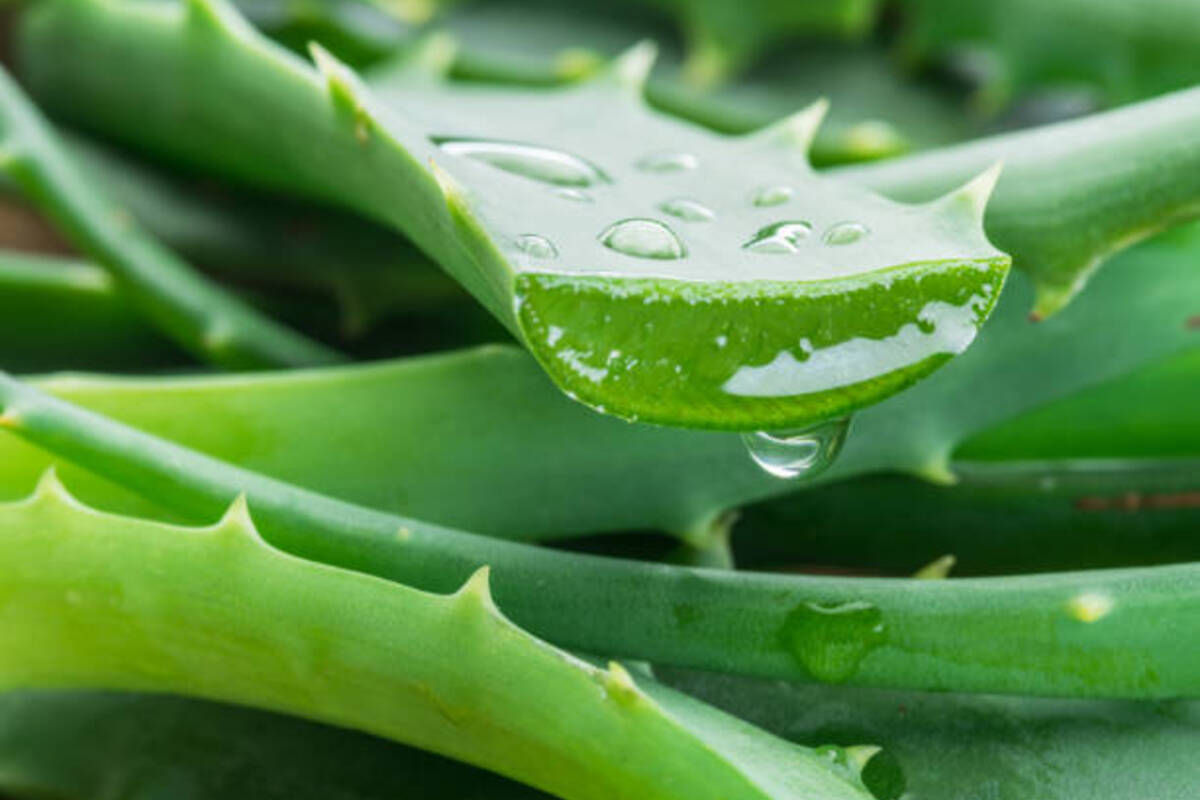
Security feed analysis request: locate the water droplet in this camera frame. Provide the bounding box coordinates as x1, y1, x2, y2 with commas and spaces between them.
752, 185, 793, 207
554, 188, 593, 202
741, 417, 849, 479
743, 221, 813, 255
514, 234, 557, 259
432, 137, 608, 187
599, 218, 686, 260
823, 221, 868, 246
659, 198, 714, 222
635, 151, 698, 173
780, 599, 886, 683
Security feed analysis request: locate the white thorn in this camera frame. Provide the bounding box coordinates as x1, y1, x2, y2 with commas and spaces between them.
31, 465, 72, 504
936, 160, 1004, 224
607, 40, 658, 92
744, 98, 828, 155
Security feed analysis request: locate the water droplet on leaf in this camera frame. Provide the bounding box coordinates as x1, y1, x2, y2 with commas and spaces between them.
743, 221, 812, 254
752, 185, 793, 207
741, 417, 849, 479
823, 221, 868, 246
659, 197, 715, 222
599, 218, 686, 260
781, 599, 886, 683
433, 137, 608, 187
515, 234, 558, 259
635, 151, 698, 173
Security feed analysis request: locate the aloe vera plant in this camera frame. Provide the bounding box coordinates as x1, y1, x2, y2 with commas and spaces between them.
2, 0, 1198, 795
16, 0, 1012, 429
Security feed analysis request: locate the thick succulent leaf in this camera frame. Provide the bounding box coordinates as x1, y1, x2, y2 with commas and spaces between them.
2, 223, 1193, 551
665, 668, 1200, 800
2, 373, 1199, 698
0, 475, 875, 800
898, 0, 1200, 112
16, 0, 1009, 430
0, 65, 342, 370
838, 85, 1200, 317
738, 459, 1200, 576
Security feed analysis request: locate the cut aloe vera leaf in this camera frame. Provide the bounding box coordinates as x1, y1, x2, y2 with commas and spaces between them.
15, 0, 1009, 430
838, 84, 1200, 318
0, 224, 1191, 558
0, 65, 344, 370
0, 223, 1194, 553
0, 475, 876, 800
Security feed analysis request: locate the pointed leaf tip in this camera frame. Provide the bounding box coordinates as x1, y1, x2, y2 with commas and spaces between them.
913, 554, 956, 580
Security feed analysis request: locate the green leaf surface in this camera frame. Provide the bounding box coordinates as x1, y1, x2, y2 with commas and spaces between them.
16, 0, 1008, 429
0, 476, 874, 800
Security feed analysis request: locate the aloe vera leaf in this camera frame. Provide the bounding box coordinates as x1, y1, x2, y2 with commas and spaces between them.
897, 0, 1200, 113
0, 475, 875, 800
0, 690, 554, 800
0, 225, 1193, 552
59, 135, 472, 339
0, 67, 344, 371
15, 0, 1009, 430
737, 459, 1200, 576
837, 85, 1200, 317
3, 373, 1198, 698
0, 219, 1194, 554
0, 249, 184, 373
663, 667, 1200, 800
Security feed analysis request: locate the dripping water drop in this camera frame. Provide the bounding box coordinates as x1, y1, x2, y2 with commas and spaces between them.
741, 417, 850, 480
